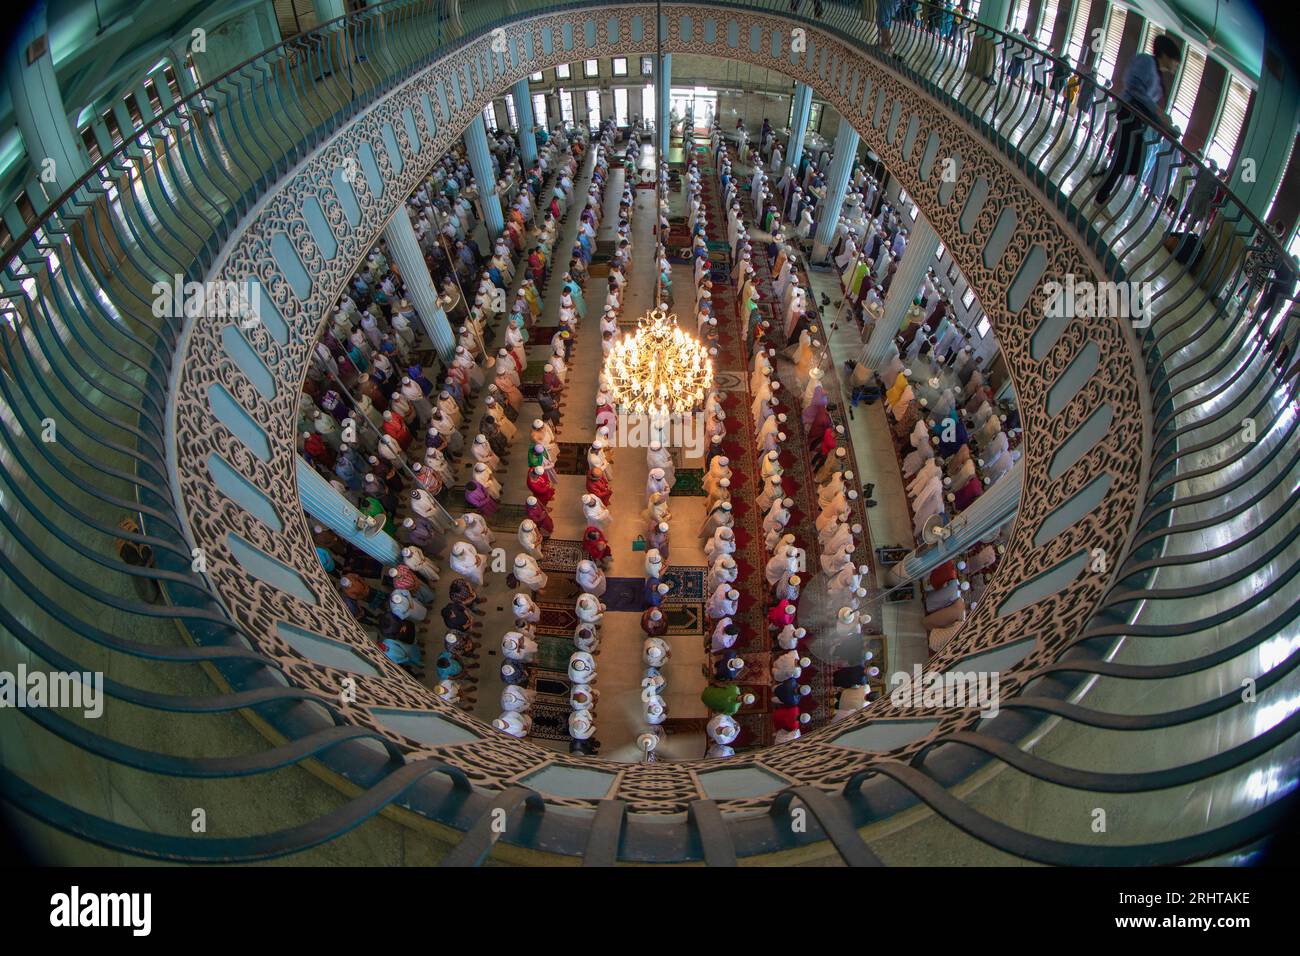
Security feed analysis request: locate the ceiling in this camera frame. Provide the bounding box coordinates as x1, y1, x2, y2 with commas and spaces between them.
1115, 0, 1268, 81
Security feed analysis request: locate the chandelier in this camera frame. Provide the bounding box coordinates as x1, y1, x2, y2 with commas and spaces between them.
602, 305, 714, 418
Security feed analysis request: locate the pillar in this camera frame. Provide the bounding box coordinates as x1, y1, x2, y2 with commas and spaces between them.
656, 53, 672, 160
787, 82, 814, 171
513, 78, 537, 167
296, 456, 401, 565
6, 3, 87, 205
811, 119, 860, 263
383, 210, 455, 360
886, 459, 1023, 585
860, 214, 940, 372
464, 114, 504, 240
1233, 37, 1300, 225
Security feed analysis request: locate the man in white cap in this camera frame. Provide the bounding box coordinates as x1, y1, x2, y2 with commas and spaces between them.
706, 585, 740, 620
494, 711, 532, 738
643, 547, 665, 583
575, 559, 607, 597
645, 466, 670, 501
703, 526, 736, 563
501, 684, 535, 713
706, 713, 740, 758
457, 512, 496, 554
568, 710, 600, 755
697, 499, 734, 541
582, 493, 611, 529
568, 651, 596, 684
772, 650, 812, 682
706, 554, 739, 593
400, 545, 440, 585
575, 592, 605, 626
501, 629, 539, 662
449, 542, 487, 588
517, 518, 544, 560
512, 592, 541, 624
513, 553, 548, 593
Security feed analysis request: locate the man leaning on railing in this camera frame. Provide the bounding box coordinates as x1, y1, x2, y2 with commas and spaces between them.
1092, 34, 1183, 210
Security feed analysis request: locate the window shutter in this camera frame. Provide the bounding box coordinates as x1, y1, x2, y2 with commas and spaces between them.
1067, 0, 1092, 63
1211, 77, 1251, 165
1036, 0, 1060, 46
1099, 7, 1127, 83
1170, 47, 1205, 131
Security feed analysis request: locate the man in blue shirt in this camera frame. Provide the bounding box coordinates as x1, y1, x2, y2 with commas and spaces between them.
1094, 35, 1182, 206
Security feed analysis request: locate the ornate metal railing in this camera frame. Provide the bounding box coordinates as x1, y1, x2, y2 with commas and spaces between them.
1, 0, 1295, 865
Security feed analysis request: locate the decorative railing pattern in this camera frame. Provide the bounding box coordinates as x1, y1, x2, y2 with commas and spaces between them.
1, 0, 1295, 863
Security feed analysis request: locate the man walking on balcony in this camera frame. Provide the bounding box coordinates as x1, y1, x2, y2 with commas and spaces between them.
1093, 35, 1182, 210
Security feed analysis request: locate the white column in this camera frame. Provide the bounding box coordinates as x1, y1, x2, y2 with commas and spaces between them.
383, 210, 454, 361
860, 214, 940, 373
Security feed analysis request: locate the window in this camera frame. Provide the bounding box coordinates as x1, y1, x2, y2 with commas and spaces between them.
1010, 0, 1031, 31
1067, 0, 1092, 65
555, 63, 571, 79
1036, 0, 1059, 48
81, 126, 102, 164
1097, 8, 1127, 84
529, 71, 543, 82
613, 57, 628, 76
641, 56, 654, 76
976, 315, 991, 338
163, 65, 183, 102
614, 87, 630, 125
584, 59, 598, 78
909, 205, 918, 221
935, 242, 945, 260
1144, 21, 1165, 54
558, 88, 575, 126
532, 92, 549, 128
1208, 76, 1251, 170
809, 102, 823, 132
143, 79, 163, 116
1170, 46, 1206, 134
642, 83, 655, 123
586, 90, 601, 128
482, 103, 497, 131
962, 287, 976, 309
505, 95, 519, 131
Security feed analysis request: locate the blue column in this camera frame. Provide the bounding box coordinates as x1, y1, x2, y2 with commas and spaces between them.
464, 114, 504, 240
384, 209, 455, 361
861, 214, 940, 372
887, 459, 1023, 584
787, 82, 814, 171
513, 79, 537, 168
296, 456, 401, 564
657, 53, 672, 160
6, 3, 87, 206
811, 119, 860, 262
1233, 36, 1300, 224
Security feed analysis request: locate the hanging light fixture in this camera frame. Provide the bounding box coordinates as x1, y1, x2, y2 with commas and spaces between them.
602, 304, 714, 419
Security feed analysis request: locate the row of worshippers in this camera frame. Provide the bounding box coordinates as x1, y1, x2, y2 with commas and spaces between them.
923, 528, 1011, 653
492, 118, 621, 746
739, 120, 885, 734
563, 122, 630, 754
669, 138, 762, 756
301, 126, 575, 712
742, 140, 874, 740
709, 139, 812, 745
